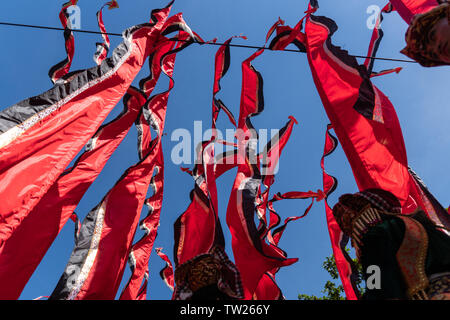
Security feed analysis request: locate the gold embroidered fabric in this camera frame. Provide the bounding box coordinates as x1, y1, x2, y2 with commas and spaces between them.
428, 273, 450, 300
175, 255, 221, 293
173, 246, 244, 300
395, 216, 429, 300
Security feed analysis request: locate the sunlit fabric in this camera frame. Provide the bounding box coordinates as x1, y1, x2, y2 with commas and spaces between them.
49, 17, 195, 300
0, 86, 146, 300
390, 0, 442, 23
0, 3, 173, 254
320, 124, 360, 300
212, 37, 240, 129
93, 1, 119, 65
48, 0, 79, 83
120, 19, 198, 300
303, 13, 449, 298
172, 142, 244, 300
364, 3, 395, 75
156, 248, 175, 293
226, 37, 300, 298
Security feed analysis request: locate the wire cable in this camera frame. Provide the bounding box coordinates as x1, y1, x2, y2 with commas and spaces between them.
0, 21, 418, 63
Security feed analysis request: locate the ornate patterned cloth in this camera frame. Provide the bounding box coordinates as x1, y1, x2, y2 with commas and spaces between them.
173, 246, 243, 300
333, 189, 450, 300
428, 272, 450, 299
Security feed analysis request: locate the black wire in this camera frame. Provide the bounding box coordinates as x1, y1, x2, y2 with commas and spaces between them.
0, 21, 418, 63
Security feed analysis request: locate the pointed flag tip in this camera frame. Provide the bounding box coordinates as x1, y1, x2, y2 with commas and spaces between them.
288, 115, 299, 125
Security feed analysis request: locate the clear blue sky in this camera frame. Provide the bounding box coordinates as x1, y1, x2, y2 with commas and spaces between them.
0, 0, 448, 300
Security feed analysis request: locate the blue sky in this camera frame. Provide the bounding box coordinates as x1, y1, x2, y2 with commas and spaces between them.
0, 0, 448, 300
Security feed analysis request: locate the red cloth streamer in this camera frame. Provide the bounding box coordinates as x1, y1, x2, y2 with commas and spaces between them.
212, 37, 242, 129
172, 37, 245, 300
320, 124, 360, 300
364, 3, 395, 75
173, 141, 243, 300
48, 0, 79, 83
302, 12, 449, 297
256, 116, 299, 238
120, 20, 199, 300
408, 167, 450, 230
0, 3, 173, 250
93, 1, 120, 65
389, 0, 441, 24
362, 3, 404, 78
304, 14, 426, 213
173, 142, 235, 266
0, 86, 146, 300
370, 67, 403, 78
253, 186, 325, 300
156, 248, 175, 292
49, 91, 156, 299
267, 190, 324, 246
49, 16, 196, 300
226, 37, 300, 298
253, 271, 283, 300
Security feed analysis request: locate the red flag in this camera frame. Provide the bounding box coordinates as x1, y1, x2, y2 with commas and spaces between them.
48, 0, 79, 83
253, 272, 283, 300
303, 12, 449, 297
0, 86, 146, 300
93, 1, 120, 65
119, 16, 201, 300
173, 142, 244, 300
49, 20, 193, 299
0, 3, 173, 249
212, 37, 242, 129
320, 124, 361, 300
171, 38, 243, 300
364, 3, 395, 75
49, 88, 162, 300
156, 248, 175, 292
226, 43, 300, 298
389, 0, 441, 23
304, 14, 425, 213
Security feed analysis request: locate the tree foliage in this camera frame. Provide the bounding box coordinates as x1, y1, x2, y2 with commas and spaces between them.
298, 251, 365, 300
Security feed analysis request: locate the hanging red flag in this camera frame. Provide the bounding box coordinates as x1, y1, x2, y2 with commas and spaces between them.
119, 15, 201, 301
0, 86, 146, 300
304, 14, 426, 213
226, 38, 301, 298
389, 0, 441, 23
364, 3, 395, 75
212, 36, 243, 129
173, 141, 244, 300
49, 19, 195, 299
171, 37, 243, 300
48, 0, 79, 83
320, 124, 361, 300
93, 1, 120, 65
156, 248, 175, 292
0, 2, 174, 249
302, 11, 449, 297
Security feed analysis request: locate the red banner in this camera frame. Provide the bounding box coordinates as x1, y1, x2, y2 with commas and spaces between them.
0, 3, 173, 250
49, 17, 196, 300
0, 86, 146, 300
93, 1, 119, 65
120, 15, 201, 300
389, 0, 441, 23
48, 0, 79, 83
226, 40, 301, 298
